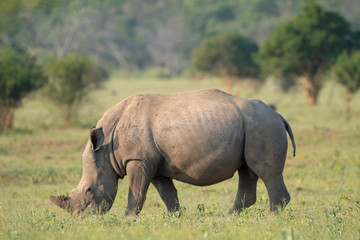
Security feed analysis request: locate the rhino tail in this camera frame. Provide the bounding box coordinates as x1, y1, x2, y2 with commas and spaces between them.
281, 116, 296, 157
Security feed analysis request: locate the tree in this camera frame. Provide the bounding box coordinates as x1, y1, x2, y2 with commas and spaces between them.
256, 2, 352, 105
332, 51, 360, 120
191, 33, 260, 93
44, 53, 108, 126
0, 47, 46, 131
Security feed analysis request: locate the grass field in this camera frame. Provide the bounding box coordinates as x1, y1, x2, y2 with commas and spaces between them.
1, 75, 359, 239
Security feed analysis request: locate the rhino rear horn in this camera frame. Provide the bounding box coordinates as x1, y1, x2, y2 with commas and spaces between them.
90, 127, 104, 151
49, 195, 68, 209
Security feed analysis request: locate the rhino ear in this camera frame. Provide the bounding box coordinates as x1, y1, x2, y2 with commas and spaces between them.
90, 127, 104, 151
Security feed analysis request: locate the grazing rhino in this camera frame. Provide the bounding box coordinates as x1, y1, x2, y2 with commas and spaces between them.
49, 88, 296, 215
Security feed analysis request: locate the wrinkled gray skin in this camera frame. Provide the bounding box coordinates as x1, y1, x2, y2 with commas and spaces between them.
49, 89, 296, 215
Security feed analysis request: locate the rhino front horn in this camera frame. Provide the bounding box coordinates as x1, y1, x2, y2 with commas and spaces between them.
49, 195, 68, 209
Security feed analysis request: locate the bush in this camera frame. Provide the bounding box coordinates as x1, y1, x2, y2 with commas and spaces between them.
332, 51, 360, 119
0, 47, 46, 131
44, 53, 108, 126
191, 33, 260, 93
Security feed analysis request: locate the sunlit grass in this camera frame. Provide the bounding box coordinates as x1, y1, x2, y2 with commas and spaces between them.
1, 76, 359, 239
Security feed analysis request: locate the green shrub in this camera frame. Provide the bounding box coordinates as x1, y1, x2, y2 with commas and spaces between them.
332, 51, 360, 119
44, 53, 108, 126
191, 33, 260, 93
0, 47, 46, 131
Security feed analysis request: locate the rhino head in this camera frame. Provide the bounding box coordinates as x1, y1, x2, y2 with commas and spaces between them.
49, 127, 119, 214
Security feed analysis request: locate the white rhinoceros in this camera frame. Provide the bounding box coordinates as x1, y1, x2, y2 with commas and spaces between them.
50, 88, 296, 215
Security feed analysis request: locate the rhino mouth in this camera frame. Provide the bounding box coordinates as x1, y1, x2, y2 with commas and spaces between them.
49, 193, 113, 215
49, 195, 92, 214
49, 195, 71, 212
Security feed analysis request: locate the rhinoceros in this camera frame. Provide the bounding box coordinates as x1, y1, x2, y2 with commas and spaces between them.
49, 88, 296, 215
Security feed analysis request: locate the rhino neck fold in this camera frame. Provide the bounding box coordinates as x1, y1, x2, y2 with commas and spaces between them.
109, 129, 126, 179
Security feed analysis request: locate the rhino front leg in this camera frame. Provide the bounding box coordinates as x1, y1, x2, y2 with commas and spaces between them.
125, 160, 153, 215
152, 176, 180, 212
229, 165, 258, 214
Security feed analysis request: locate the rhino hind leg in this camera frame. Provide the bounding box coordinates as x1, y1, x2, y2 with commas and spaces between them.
152, 176, 180, 212
262, 174, 290, 212
245, 157, 290, 212
243, 120, 290, 212
245, 147, 290, 212
229, 165, 258, 214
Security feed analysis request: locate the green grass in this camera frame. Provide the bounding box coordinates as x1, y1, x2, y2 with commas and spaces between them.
1, 75, 360, 239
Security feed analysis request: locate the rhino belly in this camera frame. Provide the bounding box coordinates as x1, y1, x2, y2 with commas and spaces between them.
158, 153, 245, 186
154, 116, 245, 185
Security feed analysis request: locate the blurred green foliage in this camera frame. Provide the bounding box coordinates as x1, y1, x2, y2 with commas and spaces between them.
44, 53, 108, 126
192, 34, 259, 79
0, 0, 359, 75
258, 2, 351, 76
191, 34, 260, 92
256, 2, 356, 105
0, 47, 46, 130
333, 51, 360, 94
332, 51, 360, 119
